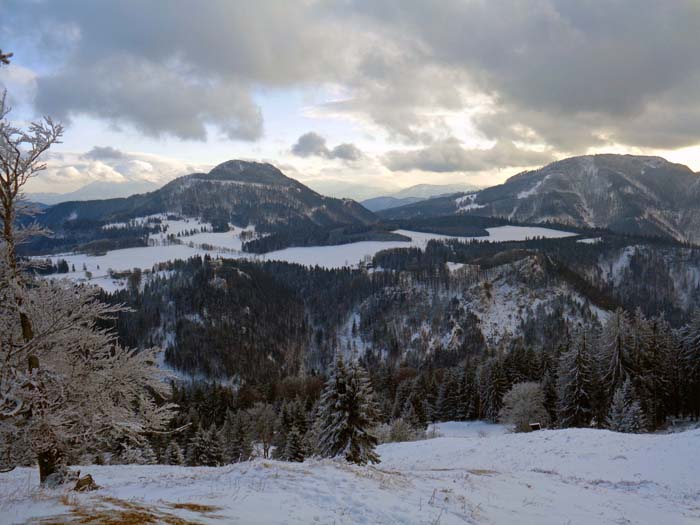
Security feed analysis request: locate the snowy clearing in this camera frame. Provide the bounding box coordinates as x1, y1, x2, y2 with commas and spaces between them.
39, 224, 575, 289
2, 424, 698, 525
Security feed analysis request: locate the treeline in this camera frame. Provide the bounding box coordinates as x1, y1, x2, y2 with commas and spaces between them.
101, 256, 400, 379
242, 224, 409, 253
19, 218, 159, 255
105, 306, 700, 469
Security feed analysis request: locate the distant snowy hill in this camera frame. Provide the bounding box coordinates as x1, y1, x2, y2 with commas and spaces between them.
362, 183, 481, 212
4, 423, 698, 524
380, 154, 700, 242
361, 195, 423, 211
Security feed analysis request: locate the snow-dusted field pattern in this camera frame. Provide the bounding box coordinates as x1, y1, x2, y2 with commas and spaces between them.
2, 423, 698, 525
40, 217, 576, 290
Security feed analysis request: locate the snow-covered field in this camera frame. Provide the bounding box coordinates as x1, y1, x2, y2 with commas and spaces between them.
2, 423, 698, 524
40, 220, 575, 290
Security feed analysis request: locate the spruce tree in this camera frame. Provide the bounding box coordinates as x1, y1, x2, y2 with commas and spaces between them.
557, 329, 594, 428
282, 426, 305, 462
599, 309, 634, 407
681, 310, 700, 418
228, 412, 253, 463
163, 441, 185, 465
608, 380, 646, 433
316, 357, 380, 465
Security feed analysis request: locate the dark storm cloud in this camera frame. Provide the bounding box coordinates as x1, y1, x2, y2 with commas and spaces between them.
383, 139, 554, 173
291, 132, 363, 161
342, 0, 700, 151
4, 0, 700, 153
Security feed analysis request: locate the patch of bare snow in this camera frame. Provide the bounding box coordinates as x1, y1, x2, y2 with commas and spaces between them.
2, 426, 698, 524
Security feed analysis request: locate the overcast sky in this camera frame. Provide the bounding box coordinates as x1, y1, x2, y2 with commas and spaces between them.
2, 0, 700, 197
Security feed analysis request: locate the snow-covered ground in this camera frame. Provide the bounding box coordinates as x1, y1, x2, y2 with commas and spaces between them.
2, 423, 698, 524
40, 222, 575, 290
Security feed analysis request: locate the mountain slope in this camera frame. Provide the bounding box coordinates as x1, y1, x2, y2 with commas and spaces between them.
38, 160, 376, 232
381, 154, 700, 242
361, 195, 423, 212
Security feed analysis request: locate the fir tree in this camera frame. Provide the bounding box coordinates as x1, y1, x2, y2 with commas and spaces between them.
316, 357, 380, 465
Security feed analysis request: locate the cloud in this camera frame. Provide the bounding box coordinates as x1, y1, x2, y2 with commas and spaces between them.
291, 132, 363, 161
82, 146, 126, 161
30, 148, 208, 192
342, 0, 700, 151
4, 0, 700, 155
4, 0, 351, 142
383, 139, 554, 173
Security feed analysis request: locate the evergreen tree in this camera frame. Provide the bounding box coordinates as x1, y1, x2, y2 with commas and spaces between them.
608, 380, 646, 433
681, 310, 700, 418
282, 426, 305, 462
557, 329, 594, 428
163, 441, 185, 465
480, 359, 508, 423
316, 357, 380, 465
607, 386, 627, 432
187, 424, 221, 466
637, 317, 672, 429
228, 412, 253, 463
599, 309, 634, 408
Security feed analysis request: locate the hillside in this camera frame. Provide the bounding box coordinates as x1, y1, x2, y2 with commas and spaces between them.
380, 154, 700, 243
25, 161, 380, 254
3, 423, 698, 524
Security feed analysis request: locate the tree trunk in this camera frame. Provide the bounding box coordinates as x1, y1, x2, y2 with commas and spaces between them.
38, 449, 63, 485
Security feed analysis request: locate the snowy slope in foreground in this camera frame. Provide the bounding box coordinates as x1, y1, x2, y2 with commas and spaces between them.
42, 225, 575, 290
2, 424, 698, 525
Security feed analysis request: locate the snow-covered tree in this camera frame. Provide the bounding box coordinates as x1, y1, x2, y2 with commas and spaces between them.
599, 309, 634, 406
607, 380, 646, 433
499, 382, 550, 432
282, 426, 305, 462
0, 92, 175, 484
681, 310, 700, 418
221, 411, 252, 463
637, 316, 672, 429
557, 329, 594, 428
163, 441, 185, 465
187, 424, 222, 466
316, 357, 380, 465
118, 443, 157, 465
479, 359, 508, 423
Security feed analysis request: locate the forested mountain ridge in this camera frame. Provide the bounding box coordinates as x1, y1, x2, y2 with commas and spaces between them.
26, 160, 381, 254
102, 231, 700, 382
381, 154, 700, 243
38, 160, 376, 229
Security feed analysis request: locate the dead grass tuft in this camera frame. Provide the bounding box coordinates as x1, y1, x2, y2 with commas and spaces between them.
30, 495, 220, 524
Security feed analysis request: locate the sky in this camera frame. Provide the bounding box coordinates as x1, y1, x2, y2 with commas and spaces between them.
1, 0, 700, 199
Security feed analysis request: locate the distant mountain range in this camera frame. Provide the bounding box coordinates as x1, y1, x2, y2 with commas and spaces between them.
361, 183, 481, 212
28, 180, 162, 205
380, 154, 700, 243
